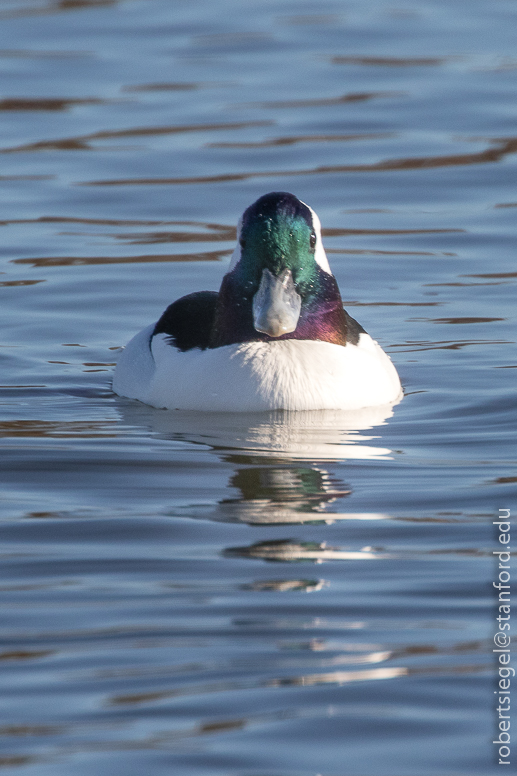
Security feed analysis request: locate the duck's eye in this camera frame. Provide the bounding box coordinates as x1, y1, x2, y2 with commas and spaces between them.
239, 235, 246, 249
309, 232, 316, 251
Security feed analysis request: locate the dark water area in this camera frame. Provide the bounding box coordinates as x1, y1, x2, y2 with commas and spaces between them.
0, 1, 516, 774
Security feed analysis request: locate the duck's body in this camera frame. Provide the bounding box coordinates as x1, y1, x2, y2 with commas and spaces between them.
113, 192, 402, 411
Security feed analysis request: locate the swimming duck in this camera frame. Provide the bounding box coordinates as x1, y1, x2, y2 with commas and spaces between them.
113, 192, 402, 411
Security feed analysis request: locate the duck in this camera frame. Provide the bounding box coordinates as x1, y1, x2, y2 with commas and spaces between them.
113, 192, 402, 412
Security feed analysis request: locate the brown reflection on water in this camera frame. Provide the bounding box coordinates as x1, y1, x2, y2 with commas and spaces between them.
44, 716, 249, 752
329, 249, 454, 256
80, 172, 253, 186
99, 636, 487, 706
388, 339, 510, 352
424, 281, 509, 287
292, 638, 484, 659
0, 725, 63, 736
242, 91, 403, 109
0, 420, 118, 438
0, 279, 45, 287
104, 225, 235, 245
0, 757, 37, 768
344, 301, 442, 307
1, 216, 233, 229
108, 665, 403, 709
463, 271, 517, 279
0, 650, 54, 661
207, 132, 393, 148
12, 249, 231, 267
0, 710, 346, 758
322, 227, 462, 236
57, 0, 116, 8
0, 0, 117, 20
0, 97, 105, 111
106, 669, 411, 716
1, 120, 271, 154
331, 56, 448, 67
423, 316, 505, 324
80, 137, 517, 186
109, 690, 177, 706
123, 82, 204, 93
199, 719, 245, 735
363, 136, 517, 169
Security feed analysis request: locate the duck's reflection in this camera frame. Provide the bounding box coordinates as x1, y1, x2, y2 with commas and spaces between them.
117, 402, 396, 461
225, 539, 378, 562
229, 466, 348, 503
244, 578, 326, 592
116, 401, 396, 526
217, 465, 351, 525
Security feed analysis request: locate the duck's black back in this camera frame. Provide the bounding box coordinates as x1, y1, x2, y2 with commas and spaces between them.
153, 291, 218, 352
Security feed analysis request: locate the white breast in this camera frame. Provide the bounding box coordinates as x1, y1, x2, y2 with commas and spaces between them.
113, 328, 402, 412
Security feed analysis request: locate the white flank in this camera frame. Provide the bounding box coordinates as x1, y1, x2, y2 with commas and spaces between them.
114, 332, 402, 412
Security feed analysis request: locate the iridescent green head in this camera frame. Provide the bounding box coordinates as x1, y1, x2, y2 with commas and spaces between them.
235, 191, 325, 291
211, 192, 351, 348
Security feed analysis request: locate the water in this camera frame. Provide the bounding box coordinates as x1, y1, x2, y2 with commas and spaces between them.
0, 1, 516, 774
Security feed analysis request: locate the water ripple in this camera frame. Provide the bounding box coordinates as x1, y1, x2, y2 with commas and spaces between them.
78, 136, 517, 186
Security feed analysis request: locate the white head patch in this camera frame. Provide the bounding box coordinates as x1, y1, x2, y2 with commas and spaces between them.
301, 201, 332, 274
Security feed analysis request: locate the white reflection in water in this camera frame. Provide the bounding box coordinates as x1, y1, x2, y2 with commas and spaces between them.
225, 540, 379, 562
119, 402, 397, 460
117, 401, 397, 524
267, 666, 408, 687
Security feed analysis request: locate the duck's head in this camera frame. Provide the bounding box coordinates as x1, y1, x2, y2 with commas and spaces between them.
211, 192, 349, 348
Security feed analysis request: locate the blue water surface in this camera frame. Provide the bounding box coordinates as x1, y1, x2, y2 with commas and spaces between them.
0, 1, 516, 774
